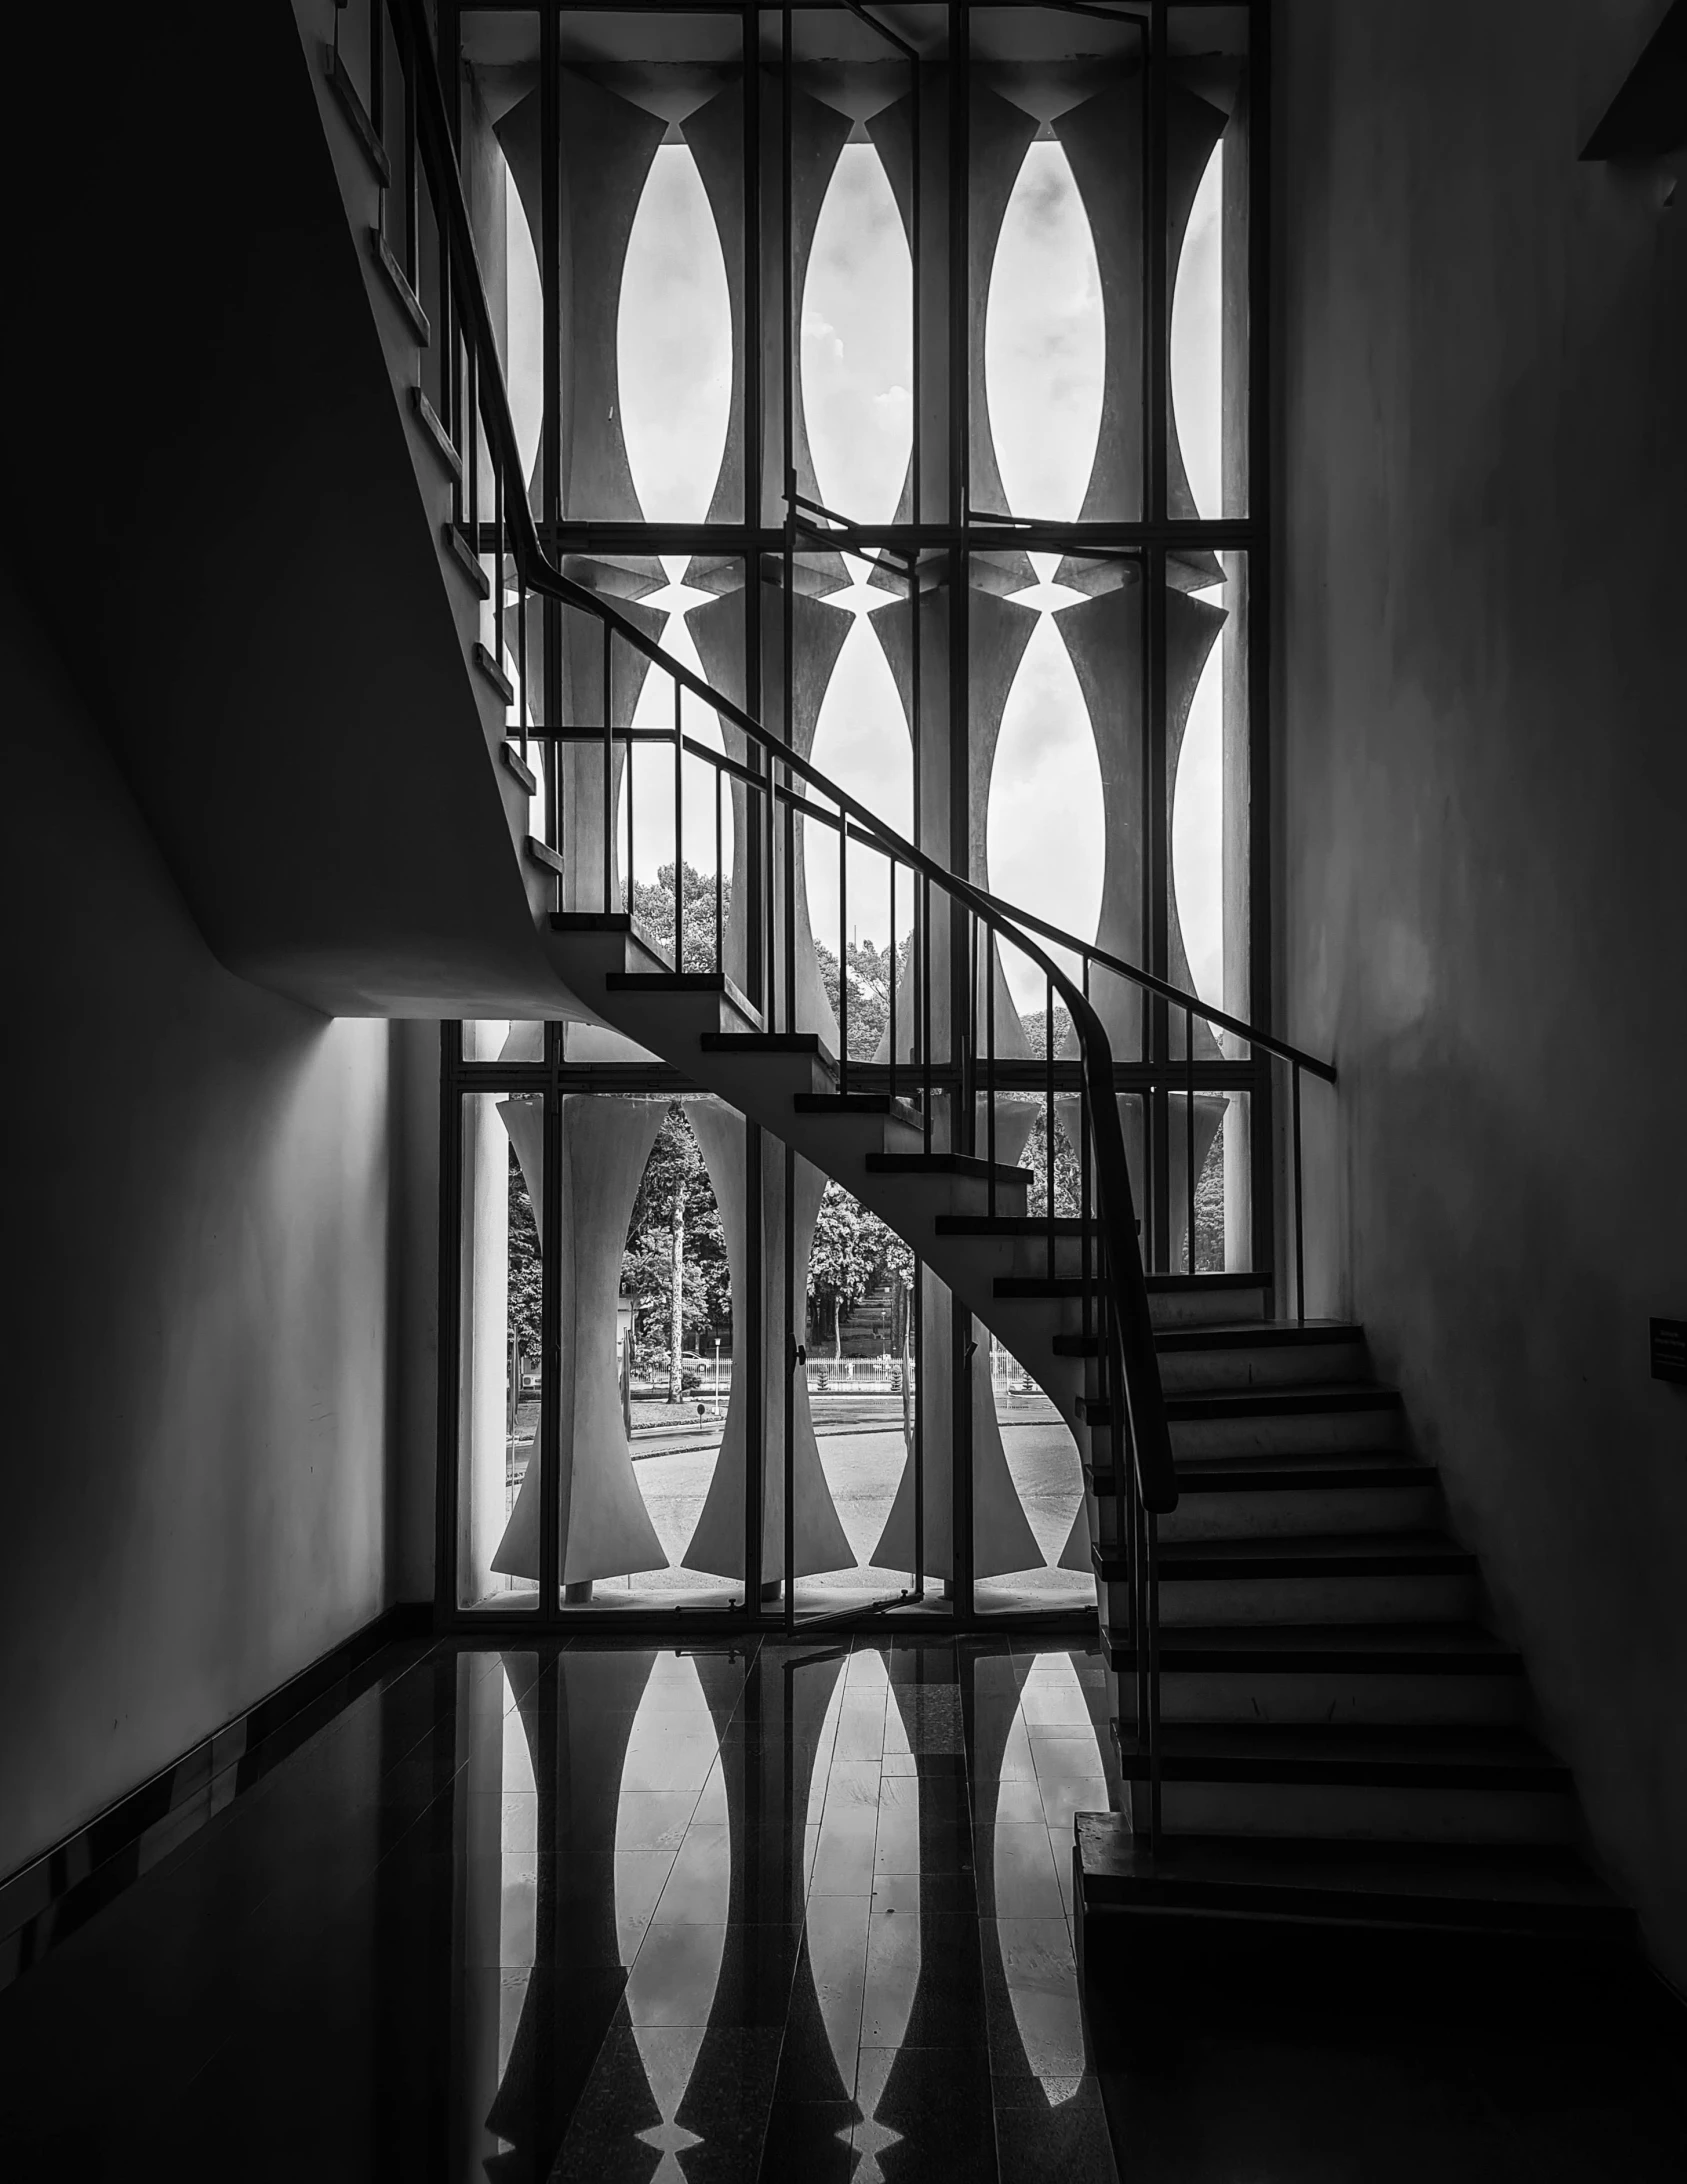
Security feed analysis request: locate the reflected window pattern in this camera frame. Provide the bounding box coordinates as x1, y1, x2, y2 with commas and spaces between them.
446, 1638, 1120, 2181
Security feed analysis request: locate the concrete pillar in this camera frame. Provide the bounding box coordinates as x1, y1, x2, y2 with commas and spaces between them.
684, 1100, 854, 1584
491, 1094, 668, 1591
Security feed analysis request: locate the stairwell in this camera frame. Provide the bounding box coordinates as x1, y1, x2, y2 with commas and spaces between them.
288, 0, 1648, 2012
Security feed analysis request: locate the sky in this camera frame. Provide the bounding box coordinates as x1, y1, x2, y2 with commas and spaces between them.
501, 129, 1230, 1016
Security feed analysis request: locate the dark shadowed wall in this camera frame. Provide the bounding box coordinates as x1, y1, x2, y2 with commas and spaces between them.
1277, 1, 1687, 1977
0, 576, 433, 1883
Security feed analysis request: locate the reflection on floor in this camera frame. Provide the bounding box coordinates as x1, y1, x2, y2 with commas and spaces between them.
0, 1637, 1121, 2182
5, 1636, 1683, 2181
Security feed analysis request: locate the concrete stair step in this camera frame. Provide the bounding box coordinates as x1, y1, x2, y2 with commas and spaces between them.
1169, 1383, 1405, 1457
1106, 1722, 1578, 1843
1075, 1815, 1631, 1939
1105, 1620, 1527, 1725
1096, 1529, 1481, 1628
1157, 1321, 1369, 1394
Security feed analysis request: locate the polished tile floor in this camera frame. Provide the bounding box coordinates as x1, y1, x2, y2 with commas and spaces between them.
0, 1636, 1122, 2182
4, 1636, 1683, 2183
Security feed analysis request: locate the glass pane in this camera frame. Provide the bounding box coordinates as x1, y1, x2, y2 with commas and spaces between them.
456, 1093, 542, 1611
977, 550, 1143, 1059
791, 1181, 917, 1611
578, 1096, 736, 1610
974, 1343, 1093, 1616
1169, 5, 1251, 519
971, 5, 1144, 525
1166, 1086, 1253, 1275
1167, 549, 1250, 1052
461, 1020, 544, 1063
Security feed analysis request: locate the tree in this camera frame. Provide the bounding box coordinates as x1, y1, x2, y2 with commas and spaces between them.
507, 1148, 543, 1363
622, 1102, 729, 1393
813, 931, 914, 1062
808, 1182, 895, 1360
631, 861, 731, 975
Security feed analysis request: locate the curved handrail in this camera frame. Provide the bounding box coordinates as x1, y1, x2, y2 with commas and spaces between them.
967, 882, 1337, 1084
394, 0, 1187, 1507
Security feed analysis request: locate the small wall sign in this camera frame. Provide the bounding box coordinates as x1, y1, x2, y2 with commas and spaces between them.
1651, 1319, 1687, 1385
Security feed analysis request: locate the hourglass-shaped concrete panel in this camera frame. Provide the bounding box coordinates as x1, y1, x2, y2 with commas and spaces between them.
491, 1095, 668, 1590
689, 578, 852, 1043
683, 1101, 854, 1584
1053, 76, 1226, 580
967, 87, 1039, 518
683, 77, 850, 541
555, 591, 667, 921
496, 73, 663, 525
1053, 579, 1226, 1059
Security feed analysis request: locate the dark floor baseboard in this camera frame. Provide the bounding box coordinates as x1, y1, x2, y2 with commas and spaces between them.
0, 1601, 433, 1991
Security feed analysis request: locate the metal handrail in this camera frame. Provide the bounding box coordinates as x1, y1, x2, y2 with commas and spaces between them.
391, 0, 1189, 1512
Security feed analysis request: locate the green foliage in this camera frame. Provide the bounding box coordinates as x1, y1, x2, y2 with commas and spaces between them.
807, 1181, 911, 1356
507, 1149, 543, 1360
621, 1102, 730, 1358
631, 861, 731, 975
813, 932, 914, 1062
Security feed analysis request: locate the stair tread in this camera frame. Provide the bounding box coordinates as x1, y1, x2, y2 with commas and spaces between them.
699, 1030, 837, 1065
1168, 1454, 1435, 1492
1106, 1620, 1524, 1670
1076, 1819, 1630, 1927
1156, 1320, 1363, 1352
793, 1092, 924, 1131
1083, 1448, 1435, 1491
1110, 1720, 1572, 1783
935, 1215, 1101, 1236
864, 1151, 1032, 1184
1098, 1529, 1477, 1579
1166, 1381, 1401, 1418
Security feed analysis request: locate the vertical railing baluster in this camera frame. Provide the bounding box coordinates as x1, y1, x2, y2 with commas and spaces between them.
985, 920, 996, 1219
715, 767, 724, 976
517, 575, 528, 768
1146, 1506, 1162, 1847
967, 915, 979, 1158
673, 679, 684, 972
838, 813, 849, 1091
921, 874, 932, 1152
888, 853, 897, 1111
493, 436, 504, 699
1045, 973, 1056, 1283
602, 621, 613, 917
625, 705, 635, 932
1185, 1004, 1196, 1275
1080, 961, 1093, 1345
1293, 1062, 1306, 1326
784, 777, 796, 1036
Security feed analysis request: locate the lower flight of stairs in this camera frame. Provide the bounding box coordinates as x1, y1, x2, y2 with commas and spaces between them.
1074, 1285, 1641, 2006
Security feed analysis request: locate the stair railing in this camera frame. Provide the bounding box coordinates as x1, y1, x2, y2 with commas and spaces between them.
330, 0, 1333, 1837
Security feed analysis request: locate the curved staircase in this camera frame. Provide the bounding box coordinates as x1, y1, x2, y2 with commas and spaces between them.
299, 0, 1642, 2007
